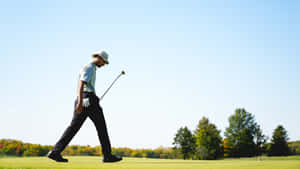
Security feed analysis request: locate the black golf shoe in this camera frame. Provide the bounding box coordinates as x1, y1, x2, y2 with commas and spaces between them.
102, 154, 123, 163
47, 150, 68, 162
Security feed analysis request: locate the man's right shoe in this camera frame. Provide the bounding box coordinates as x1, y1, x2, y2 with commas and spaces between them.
102, 154, 123, 163
47, 150, 68, 162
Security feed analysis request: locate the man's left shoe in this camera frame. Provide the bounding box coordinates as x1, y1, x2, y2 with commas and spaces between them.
102, 154, 123, 163
47, 150, 68, 162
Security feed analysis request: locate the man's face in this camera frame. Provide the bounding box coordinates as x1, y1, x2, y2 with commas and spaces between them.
95, 56, 106, 67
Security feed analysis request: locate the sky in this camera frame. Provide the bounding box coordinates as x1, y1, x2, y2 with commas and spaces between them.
0, 0, 299, 149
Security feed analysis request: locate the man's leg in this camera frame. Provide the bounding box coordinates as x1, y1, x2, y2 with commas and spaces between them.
88, 98, 112, 157
51, 99, 88, 153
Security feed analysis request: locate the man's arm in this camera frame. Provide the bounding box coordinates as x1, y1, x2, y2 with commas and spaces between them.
76, 64, 93, 113
75, 80, 86, 114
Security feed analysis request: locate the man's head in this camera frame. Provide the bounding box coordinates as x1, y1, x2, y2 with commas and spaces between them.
92, 50, 109, 68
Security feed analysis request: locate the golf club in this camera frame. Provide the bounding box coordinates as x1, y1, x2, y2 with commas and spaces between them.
99, 70, 125, 101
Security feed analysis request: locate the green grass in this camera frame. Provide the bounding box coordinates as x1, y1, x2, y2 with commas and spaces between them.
0, 155, 299, 169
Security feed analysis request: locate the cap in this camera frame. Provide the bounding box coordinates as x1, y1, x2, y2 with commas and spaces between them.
92, 50, 109, 64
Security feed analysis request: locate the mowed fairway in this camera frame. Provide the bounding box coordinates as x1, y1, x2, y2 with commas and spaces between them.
0, 156, 300, 169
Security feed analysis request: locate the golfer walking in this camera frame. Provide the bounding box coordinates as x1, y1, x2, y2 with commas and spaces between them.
47, 50, 122, 163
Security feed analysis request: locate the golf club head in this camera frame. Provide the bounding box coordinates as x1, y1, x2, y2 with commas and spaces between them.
121, 70, 125, 75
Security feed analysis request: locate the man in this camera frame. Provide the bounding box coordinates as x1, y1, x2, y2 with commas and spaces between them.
47, 50, 122, 163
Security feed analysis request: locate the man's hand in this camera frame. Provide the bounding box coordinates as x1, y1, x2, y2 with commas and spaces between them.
75, 102, 83, 114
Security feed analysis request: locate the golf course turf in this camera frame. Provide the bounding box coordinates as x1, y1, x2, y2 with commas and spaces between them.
0, 155, 299, 169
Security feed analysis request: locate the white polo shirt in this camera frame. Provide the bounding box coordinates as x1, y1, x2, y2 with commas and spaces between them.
78, 60, 97, 93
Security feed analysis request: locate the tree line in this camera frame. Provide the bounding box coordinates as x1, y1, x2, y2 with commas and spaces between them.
173, 108, 299, 160
0, 108, 299, 159
0, 139, 180, 158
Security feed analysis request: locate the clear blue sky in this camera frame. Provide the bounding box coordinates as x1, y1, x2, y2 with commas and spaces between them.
0, 0, 299, 149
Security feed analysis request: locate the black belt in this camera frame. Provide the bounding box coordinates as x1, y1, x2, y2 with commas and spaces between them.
83, 91, 96, 97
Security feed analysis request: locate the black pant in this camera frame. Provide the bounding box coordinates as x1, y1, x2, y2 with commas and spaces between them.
51, 92, 112, 157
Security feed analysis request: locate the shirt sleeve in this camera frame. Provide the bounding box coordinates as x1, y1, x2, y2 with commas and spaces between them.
80, 65, 94, 82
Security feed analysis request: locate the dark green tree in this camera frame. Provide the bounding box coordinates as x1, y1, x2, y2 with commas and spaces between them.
254, 125, 267, 156
224, 108, 260, 157
173, 126, 196, 160
267, 125, 289, 156
194, 117, 222, 160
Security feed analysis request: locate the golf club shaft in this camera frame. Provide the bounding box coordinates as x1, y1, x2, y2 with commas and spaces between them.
99, 73, 123, 101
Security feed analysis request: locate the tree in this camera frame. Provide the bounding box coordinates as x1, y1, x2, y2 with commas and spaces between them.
194, 117, 223, 160
254, 125, 267, 156
223, 138, 231, 157
267, 125, 289, 156
224, 108, 261, 157
173, 126, 196, 160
